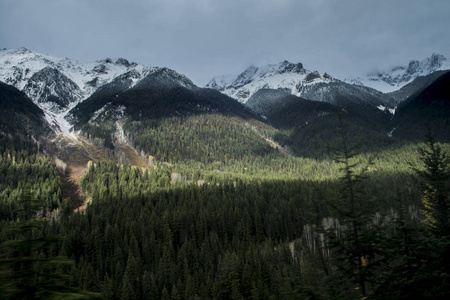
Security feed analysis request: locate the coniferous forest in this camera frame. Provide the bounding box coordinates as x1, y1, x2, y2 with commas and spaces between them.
1, 58, 450, 299
3, 0, 450, 296
1, 109, 449, 299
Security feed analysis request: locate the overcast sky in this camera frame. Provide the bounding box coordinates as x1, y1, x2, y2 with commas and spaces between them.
1, 0, 449, 86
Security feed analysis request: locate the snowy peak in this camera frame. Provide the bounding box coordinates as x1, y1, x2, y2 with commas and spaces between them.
132, 67, 197, 91
0, 47, 55, 90
206, 60, 329, 103
231, 61, 305, 89
97, 57, 136, 68
0, 47, 152, 99
277, 60, 305, 74
207, 60, 395, 113
231, 65, 259, 89
408, 53, 447, 74
368, 53, 449, 85
0, 47, 162, 139
348, 53, 450, 93
22, 67, 83, 113
205, 74, 236, 91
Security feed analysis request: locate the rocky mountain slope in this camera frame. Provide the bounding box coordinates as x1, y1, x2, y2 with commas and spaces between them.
1, 47, 449, 148
206, 59, 396, 118
206, 60, 334, 103
0, 47, 153, 101
69, 66, 256, 129
0, 48, 195, 138
208, 54, 450, 110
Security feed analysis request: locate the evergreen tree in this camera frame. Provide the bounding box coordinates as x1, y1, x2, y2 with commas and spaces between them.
379, 132, 450, 299
320, 119, 385, 298
0, 190, 100, 299
413, 132, 450, 236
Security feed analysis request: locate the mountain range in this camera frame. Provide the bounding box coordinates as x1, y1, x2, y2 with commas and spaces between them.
2, 47, 449, 300
207, 54, 450, 110
0, 47, 449, 158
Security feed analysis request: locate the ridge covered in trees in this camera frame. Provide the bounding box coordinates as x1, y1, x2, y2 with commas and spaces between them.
1, 98, 449, 298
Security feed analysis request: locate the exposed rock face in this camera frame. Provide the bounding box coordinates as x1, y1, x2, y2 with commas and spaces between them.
22, 67, 83, 113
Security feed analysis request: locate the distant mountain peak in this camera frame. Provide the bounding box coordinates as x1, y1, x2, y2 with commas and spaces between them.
115, 57, 136, 68
396, 53, 447, 77
14, 47, 32, 54
205, 60, 328, 103
133, 67, 196, 91
347, 53, 450, 93
277, 60, 304, 74
205, 74, 236, 91
427, 53, 446, 69
22, 67, 83, 113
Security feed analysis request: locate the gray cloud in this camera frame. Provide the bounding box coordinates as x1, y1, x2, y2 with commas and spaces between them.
1, 0, 449, 85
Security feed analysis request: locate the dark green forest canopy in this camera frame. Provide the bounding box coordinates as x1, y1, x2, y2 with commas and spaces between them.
1, 107, 449, 299
1, 46, 450, 299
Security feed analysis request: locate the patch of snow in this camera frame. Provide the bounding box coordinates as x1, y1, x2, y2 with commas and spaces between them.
44, 109, 78, 142
389, 107, 396, 115
89, 104, 127, 123
90, 103, 110, 122
377, 104, 396, 115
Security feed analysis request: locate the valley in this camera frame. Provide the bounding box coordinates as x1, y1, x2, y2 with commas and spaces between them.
0, 48, 449, 299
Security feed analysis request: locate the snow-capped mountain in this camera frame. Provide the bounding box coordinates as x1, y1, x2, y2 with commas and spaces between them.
0, 47, 192, 139
2, 47, 448, 142
207, 60, 394, 114
0, 47, 154, 106
22, 67, 84, 113
346, 53, 450, 93
205, 60, 333, 103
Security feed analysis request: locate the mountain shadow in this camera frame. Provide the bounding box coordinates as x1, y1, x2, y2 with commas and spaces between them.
0, 82, 49, 136
392, 71, 450, 142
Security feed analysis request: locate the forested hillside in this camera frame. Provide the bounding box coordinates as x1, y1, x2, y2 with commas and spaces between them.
1, 63, 450, 299
1, 114, 449, 299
